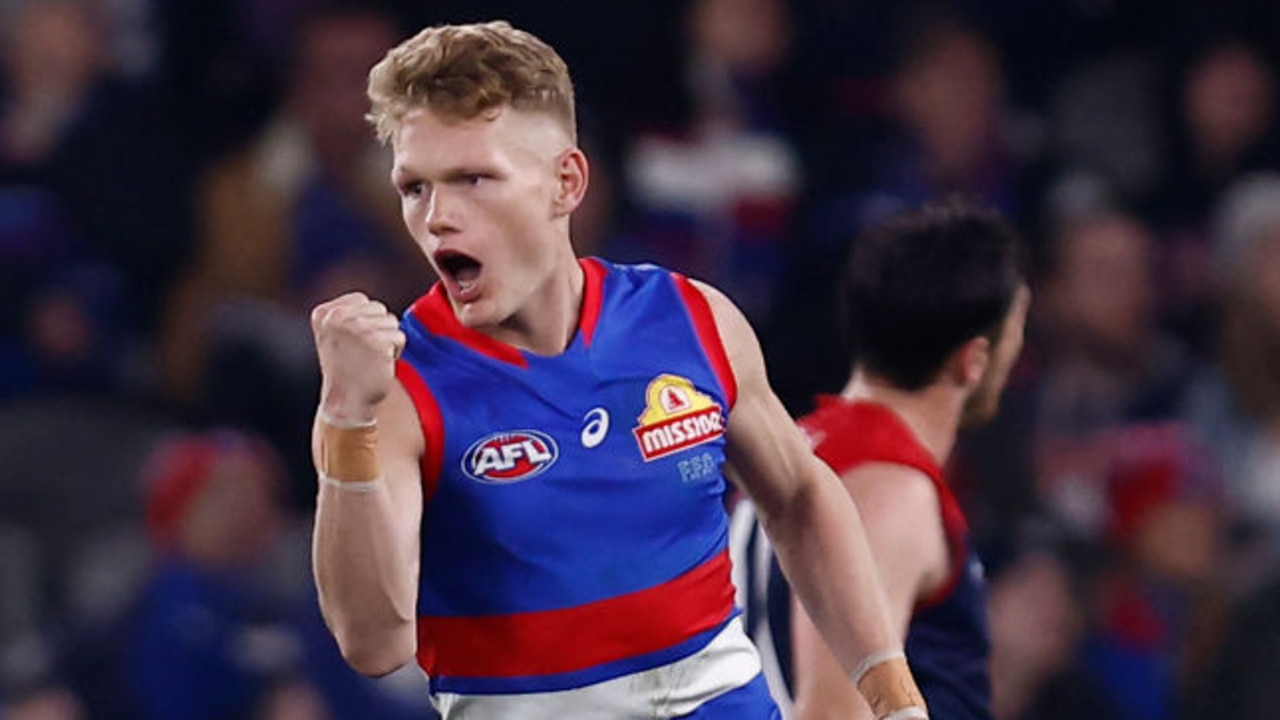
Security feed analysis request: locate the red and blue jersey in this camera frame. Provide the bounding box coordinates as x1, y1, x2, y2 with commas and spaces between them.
800, 399, 992, 720
393, 258, 770, 715
732, 399, 991, 720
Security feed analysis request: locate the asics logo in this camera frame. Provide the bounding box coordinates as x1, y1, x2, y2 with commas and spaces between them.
580, 407, 610, 448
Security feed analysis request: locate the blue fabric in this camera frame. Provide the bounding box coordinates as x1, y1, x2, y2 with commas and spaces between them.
675, 673, 781, 719
128, 562, 279, 720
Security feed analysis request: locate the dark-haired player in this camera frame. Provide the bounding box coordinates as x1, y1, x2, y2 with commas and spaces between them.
732, 200, 1029, 719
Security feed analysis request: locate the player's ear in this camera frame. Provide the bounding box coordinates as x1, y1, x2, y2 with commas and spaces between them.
552, 147, 589, 218
951, 336, 991, 388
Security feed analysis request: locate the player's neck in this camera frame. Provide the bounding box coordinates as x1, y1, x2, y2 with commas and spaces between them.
840, 371, 962, 465
492, 251, 585, 356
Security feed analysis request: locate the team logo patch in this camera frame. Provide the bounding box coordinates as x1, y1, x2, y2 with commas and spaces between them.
632, 374, 726, 462
462, 430, 559, 483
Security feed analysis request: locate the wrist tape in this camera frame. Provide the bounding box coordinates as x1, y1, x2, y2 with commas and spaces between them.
318, 419, 380, 483
854, 652, 928, 720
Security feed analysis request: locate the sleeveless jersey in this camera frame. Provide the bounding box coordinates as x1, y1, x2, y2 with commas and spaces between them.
731, 398, 991, 720
394, 258, 768, 718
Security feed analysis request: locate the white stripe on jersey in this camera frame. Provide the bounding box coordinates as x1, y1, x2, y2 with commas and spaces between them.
429, 617, 762, 720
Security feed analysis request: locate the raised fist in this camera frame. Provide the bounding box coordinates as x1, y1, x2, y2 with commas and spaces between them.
311, 292, 406, 425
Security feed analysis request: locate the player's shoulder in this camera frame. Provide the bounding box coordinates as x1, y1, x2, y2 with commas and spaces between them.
841, 461, 941, 514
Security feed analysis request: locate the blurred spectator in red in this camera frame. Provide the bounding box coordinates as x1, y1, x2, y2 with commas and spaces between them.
126, 430, 307, 720
1080, 423, 1227, 720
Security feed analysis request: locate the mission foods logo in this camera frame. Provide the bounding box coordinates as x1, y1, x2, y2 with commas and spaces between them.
463, 430, 559, 483
633, 374, 726, 462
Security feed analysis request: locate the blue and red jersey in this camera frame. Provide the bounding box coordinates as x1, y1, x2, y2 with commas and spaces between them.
392, 258, 771, 714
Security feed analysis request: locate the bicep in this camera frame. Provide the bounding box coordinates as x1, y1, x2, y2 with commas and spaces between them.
691, 280, 819, 513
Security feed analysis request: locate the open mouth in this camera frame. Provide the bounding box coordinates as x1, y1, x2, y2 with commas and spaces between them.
435, 249, 483, 299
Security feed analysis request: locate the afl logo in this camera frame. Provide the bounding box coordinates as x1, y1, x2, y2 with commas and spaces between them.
462, 430, 559, 483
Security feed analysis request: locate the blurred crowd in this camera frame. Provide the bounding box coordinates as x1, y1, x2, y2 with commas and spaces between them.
3, 0, 1280, 718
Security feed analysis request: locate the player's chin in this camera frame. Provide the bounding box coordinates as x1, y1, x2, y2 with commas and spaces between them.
454, 297, 499, 328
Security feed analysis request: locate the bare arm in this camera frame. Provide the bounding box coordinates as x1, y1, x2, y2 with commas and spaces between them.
792, 465, 948, 720
310, 293, 424, 676
693, 281, 925, 717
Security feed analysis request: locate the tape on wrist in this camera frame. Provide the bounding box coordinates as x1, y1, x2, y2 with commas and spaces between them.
318, 410, 378, 429
319, 473, 384, 493
851, 649, 905, 686
855, 653, 927, 720
318, 420, 380, 482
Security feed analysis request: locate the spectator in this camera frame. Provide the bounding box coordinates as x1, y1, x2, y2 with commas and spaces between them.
1080, 424, 1227, 720
621, 0, 802, 323
0, 0, 195, 348
126, 430, 304, 720
1151, 40, 1279, 354
158, 2, 420, 504
1182, 174, 1280, 582
1033, 211, 1192, 539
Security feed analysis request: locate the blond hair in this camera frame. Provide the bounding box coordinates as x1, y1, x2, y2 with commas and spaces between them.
366, 20, 576, 144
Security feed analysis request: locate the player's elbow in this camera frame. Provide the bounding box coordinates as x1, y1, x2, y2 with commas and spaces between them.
334, 622, 417, 677
755, 469, 827, 543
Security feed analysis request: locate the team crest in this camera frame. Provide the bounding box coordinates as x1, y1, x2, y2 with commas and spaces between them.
462, 430, 559, 483
632, 374, 726, 462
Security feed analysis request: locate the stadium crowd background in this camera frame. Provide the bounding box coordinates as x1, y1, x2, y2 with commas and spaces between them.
3, 0, 1280, 718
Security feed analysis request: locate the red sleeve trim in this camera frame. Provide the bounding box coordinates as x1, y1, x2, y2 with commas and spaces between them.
671, 273, 737, 409
915, 484, 970, 611
395, 359, 445, 505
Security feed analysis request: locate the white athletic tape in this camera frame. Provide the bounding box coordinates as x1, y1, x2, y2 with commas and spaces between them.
318, 411, 378, 429
851, 649, 906, 686
319, 473, 384, 493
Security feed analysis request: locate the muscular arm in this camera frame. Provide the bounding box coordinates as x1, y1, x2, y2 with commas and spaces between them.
694, 282, 921, 716
310, 293, 424, 676
791, 465, 949, 720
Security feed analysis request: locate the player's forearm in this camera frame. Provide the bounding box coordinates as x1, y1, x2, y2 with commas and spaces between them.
764, 467, 927, 717
310, 414, 418, 676
762, 470, 899, 671
313, 482, 418, 676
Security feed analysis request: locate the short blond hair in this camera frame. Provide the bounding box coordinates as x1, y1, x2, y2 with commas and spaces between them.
366, 20, 576, 144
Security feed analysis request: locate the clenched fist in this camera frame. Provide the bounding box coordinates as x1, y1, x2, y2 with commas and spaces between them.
311, 292, 406, 426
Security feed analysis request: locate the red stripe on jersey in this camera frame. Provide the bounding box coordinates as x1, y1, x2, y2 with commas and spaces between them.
670, 274, 737, 409
408, 285, 528, 367
578, 257, 606, 346
416, 549, 736, 678
395, 360, 445, 505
